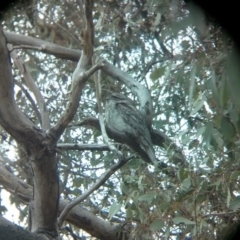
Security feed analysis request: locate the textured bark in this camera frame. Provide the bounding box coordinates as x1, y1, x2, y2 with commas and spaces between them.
4, 30, 81, 61
0, 216, 46, 240
0, 27, 59, 238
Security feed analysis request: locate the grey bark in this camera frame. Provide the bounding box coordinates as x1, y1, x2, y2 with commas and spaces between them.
0, 25, 59, 238
0, 216, 46, 240
3, 31, 81, 61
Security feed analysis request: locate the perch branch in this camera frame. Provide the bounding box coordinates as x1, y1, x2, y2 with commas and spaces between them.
57, 155, 130, 227
72, 117, 187, 168
57, 143, 110, 151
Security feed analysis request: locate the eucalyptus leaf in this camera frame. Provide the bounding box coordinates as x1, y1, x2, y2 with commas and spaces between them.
226, 50, 240, 107
107, 202, 122, 220
150, 67, 165, 80
172, 217, 195, 225
219, 117, 236, 141
138, 193, 156, 205
229, 196, 240, 210
181, 177, 191, 191
150, 219, 164, 231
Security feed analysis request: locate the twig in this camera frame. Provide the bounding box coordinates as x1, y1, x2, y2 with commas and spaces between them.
36, 9, 81, 46
57, 143, 110, 151
14, 80, 42, 124
203, 211, 240, 218
11, 44, 49, 51
57, 155, 130, 227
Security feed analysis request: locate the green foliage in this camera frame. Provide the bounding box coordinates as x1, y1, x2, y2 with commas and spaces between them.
150, 67, 165, 80
172, 217, 195, 225
150, 219, 164, 231
0, 0, 239, 239
107, 202, 122, 220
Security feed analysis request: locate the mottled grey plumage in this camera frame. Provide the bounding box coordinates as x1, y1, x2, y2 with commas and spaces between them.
105, 93, 159, 166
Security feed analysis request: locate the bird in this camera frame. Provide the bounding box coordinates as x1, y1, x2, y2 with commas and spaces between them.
105, 93, 167, 169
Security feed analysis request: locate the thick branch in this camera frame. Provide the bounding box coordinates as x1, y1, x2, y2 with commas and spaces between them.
0, 27, 59, 237
57, 143, 110, 151
4, 31, 81, 61
5, 30, 152, 129
0, 164, 33, 204
0, 216, 46, 240
82, 0, 94, 57
30, 150, 59, 236
4, 30, 153, 129
0, 27, 42, 148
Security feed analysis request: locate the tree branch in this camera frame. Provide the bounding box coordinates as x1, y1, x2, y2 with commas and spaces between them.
0, 216, 46, 240
10, 48, 50, 130
58, 156, 130, 227
0, 27, 59, 237
4, 30, 153, 130
14, 80, 42, 125
4, 30, 81, 61
51, 0, 97, 140
51, 61, 102, 140
0, 27, 42, 148
57, 143, 110, 151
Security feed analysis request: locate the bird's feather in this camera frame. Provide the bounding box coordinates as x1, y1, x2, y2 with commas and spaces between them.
105, 93, 158, 165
